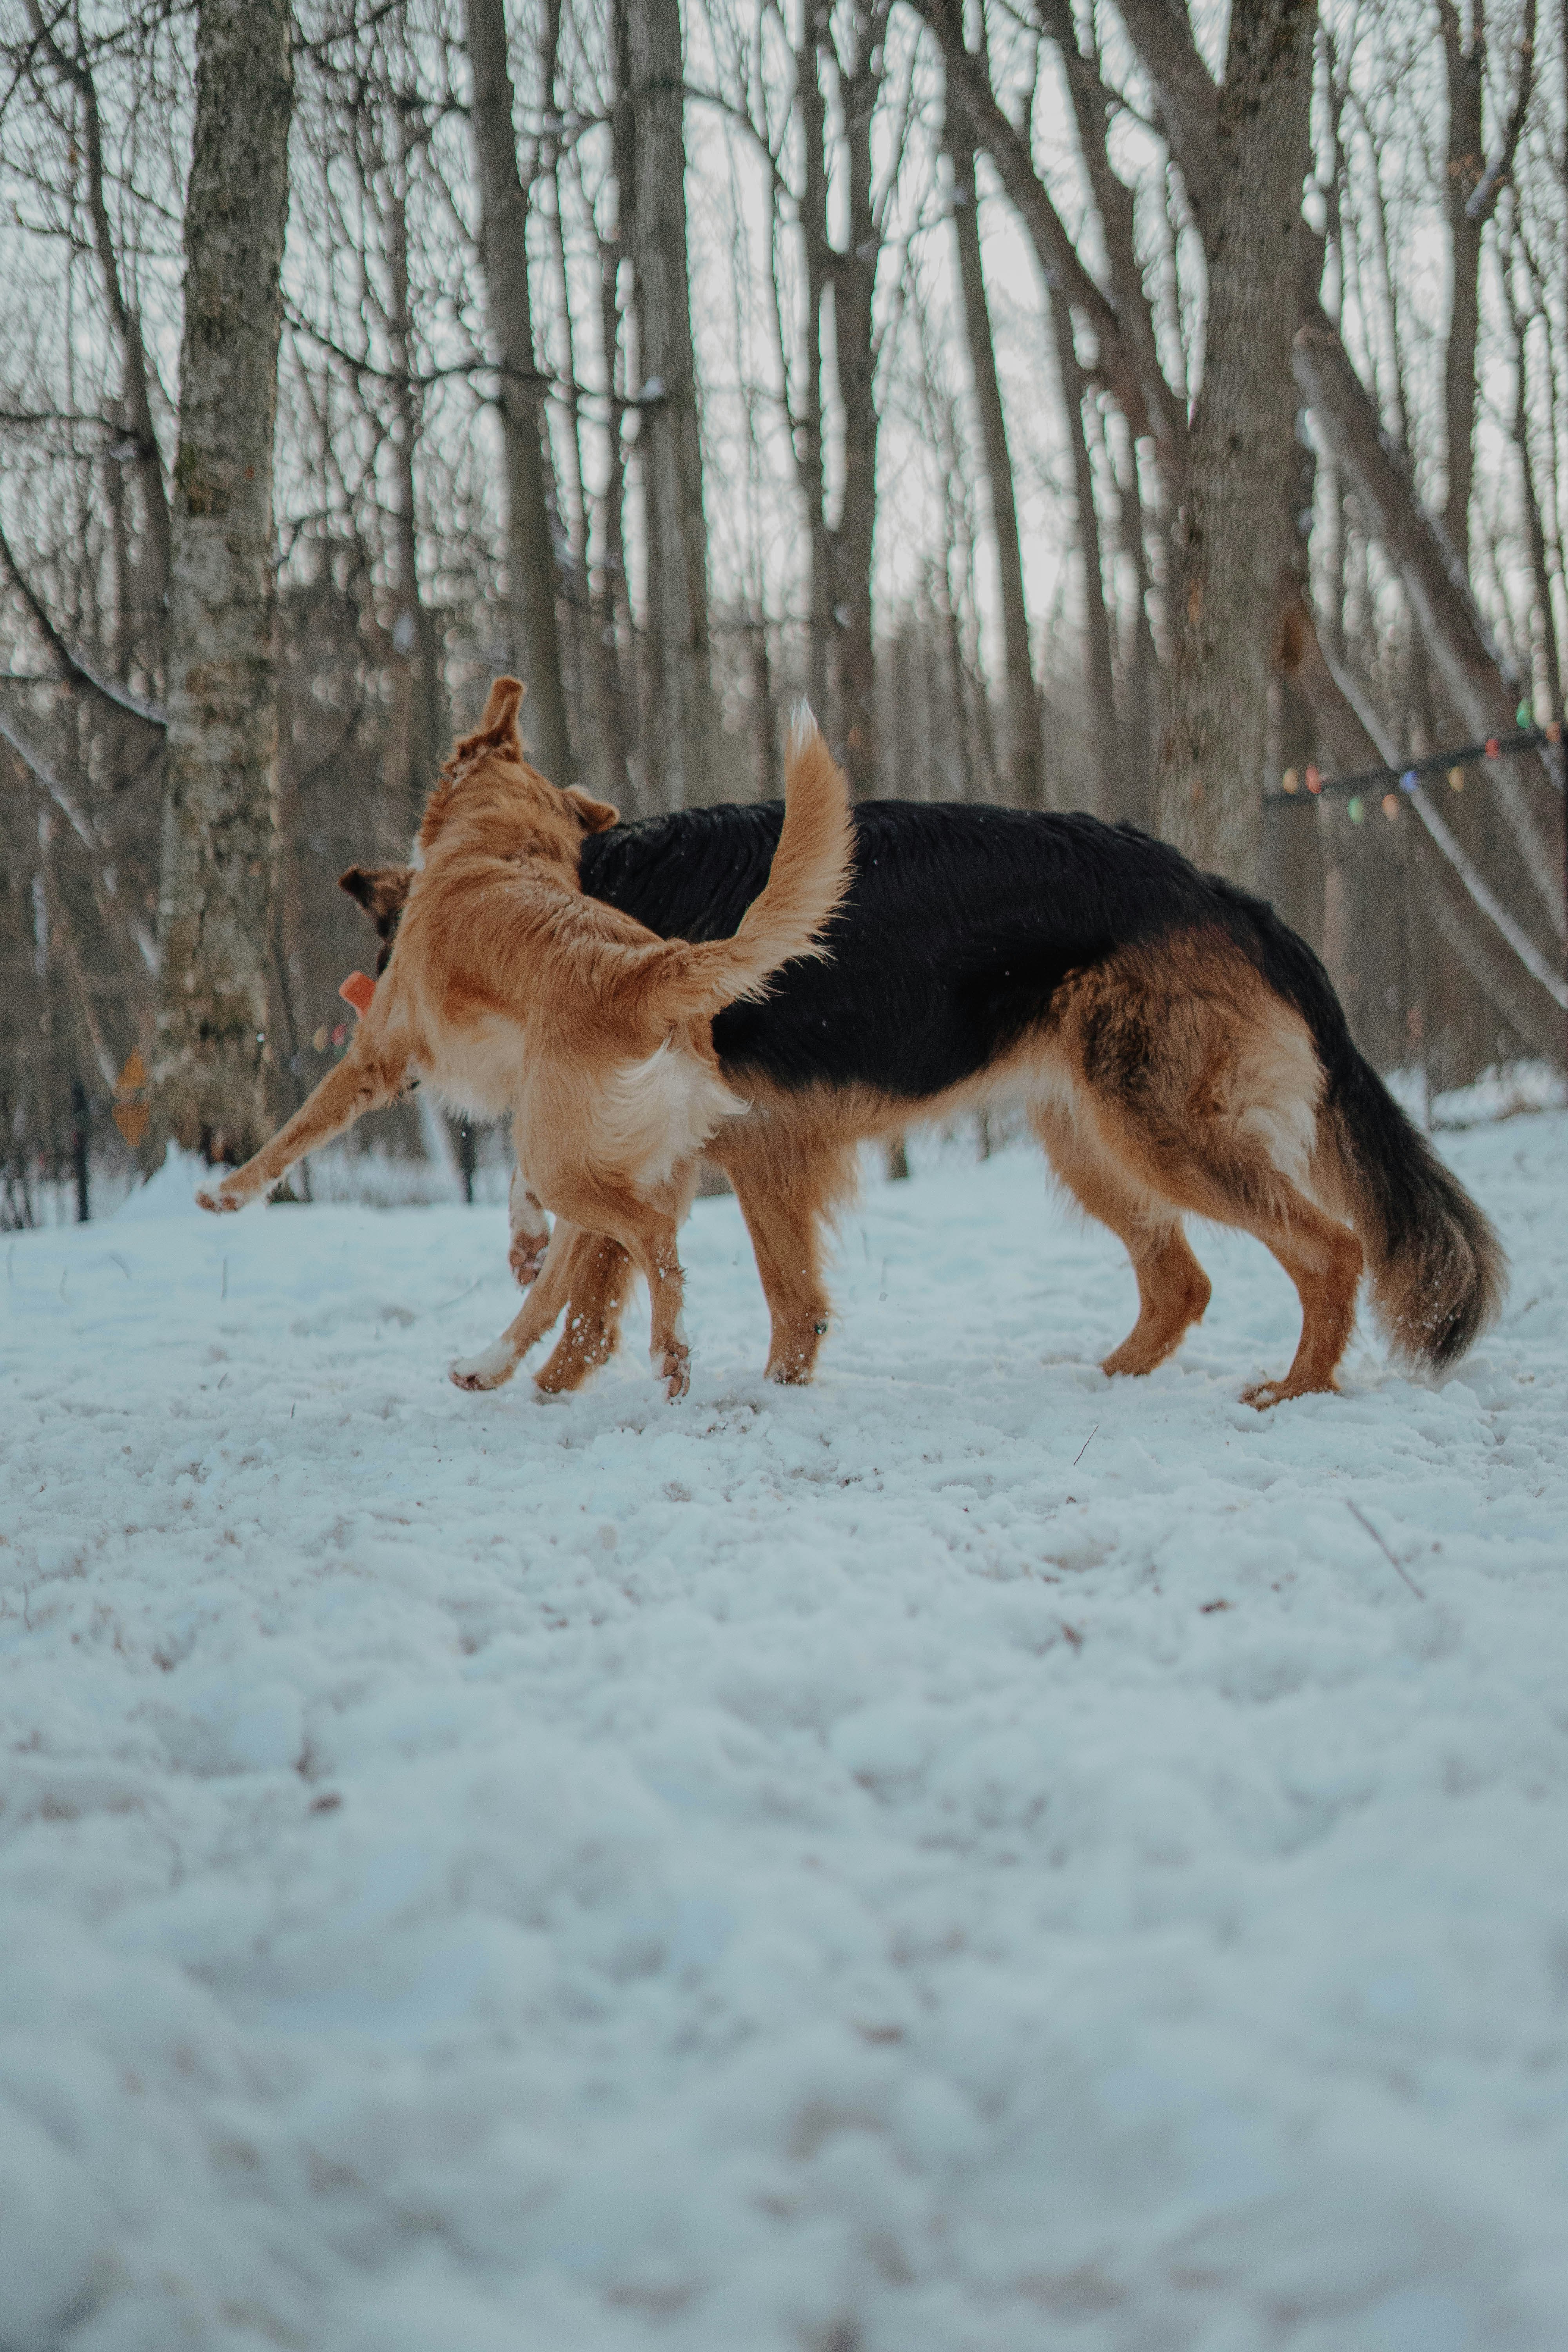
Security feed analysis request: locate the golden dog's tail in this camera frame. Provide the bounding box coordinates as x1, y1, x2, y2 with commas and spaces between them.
650, 707, 855, 1019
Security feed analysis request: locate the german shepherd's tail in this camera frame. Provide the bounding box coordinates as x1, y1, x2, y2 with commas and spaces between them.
1318, 1051, 1504, 1368
1259, 920, 1507, 1369
646, 706, 855, 1020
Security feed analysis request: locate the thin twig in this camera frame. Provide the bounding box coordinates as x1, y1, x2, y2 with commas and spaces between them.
1346, 1500, 1426, 1600
430, 1276, 485, 1313
1072, 1423, 1099, 1466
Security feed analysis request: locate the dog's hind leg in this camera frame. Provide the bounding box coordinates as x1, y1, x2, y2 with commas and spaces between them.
449, 1219, 584, 1391
620, 1209, 690, 1401
1030, 1103, 1212, 1376
1139, 1147, 1361, 1405
534, 1235, 636, 1392
1049, 938, 1368, 1402
528, 1180, 692, 1400
508, 1160, 551, 1287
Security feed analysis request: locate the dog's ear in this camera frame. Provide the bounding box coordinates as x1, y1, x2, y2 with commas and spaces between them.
563, 786, 620, 835
475, 675, 525, 755
338, 864, 413, 933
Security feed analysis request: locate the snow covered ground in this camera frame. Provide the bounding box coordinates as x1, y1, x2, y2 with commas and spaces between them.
2, 1112, 1565, 2352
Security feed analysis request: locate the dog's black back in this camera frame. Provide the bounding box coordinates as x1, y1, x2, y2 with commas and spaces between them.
580, 800, 1306, 1100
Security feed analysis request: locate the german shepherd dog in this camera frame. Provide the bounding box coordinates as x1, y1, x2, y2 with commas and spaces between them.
341, 742, 1504, 1410
197, 681, 854, 1399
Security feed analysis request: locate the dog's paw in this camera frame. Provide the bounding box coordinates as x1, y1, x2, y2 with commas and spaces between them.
196, 1185, 242, 1215
655, 1345, 690, 1403
1240, 1374, 1333, 1410
449, 1341, 517, 1393
508, 1233, 548, 1288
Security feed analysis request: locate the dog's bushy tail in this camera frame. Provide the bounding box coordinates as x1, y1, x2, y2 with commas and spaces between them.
1256, 911, 1508, 1369
649, 708, 854, 1019
1316, 1050, 1505, 1370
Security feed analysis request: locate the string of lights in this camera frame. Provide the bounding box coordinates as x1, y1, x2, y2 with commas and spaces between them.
1264, 718, 1565, 825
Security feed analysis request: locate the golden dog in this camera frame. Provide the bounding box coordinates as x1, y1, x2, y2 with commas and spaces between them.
198, 679, 854, 1399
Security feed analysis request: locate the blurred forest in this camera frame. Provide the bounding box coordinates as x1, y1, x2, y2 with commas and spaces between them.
1, 0, 1564, 1223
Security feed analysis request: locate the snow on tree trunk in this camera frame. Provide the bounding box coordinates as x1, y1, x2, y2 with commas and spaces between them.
464, 0, 573, 788
152, 0, 293, 1167
1153, 0, 1315, 887
622, 0, 715, 809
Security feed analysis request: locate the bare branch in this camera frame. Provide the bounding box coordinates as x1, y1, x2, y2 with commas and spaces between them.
1467, 0, 1536, 222
0, 519, 167, 728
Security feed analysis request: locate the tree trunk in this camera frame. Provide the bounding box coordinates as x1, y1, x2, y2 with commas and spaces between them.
152, 0, 292, 1166
464, 0, 573, 784
1114, 418, 1159, 828
795, 19, 833, 724
748, 618, 776, 800
947, 121, 1039, 807
829, 15, 885, 800
621, 0, 715, 808
592, 127, 640, 810
1048, 285, 1119, 821
385, 130, 442, 831
1153, 0, 1315, 885
1439, 0, 1485, 570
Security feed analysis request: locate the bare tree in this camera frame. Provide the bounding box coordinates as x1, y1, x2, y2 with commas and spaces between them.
620, 0, 716, 806
946, 116, 1038, 806
1153, 0, 1316, 884
465, 0, 573, 785
152, 0, 294, 1164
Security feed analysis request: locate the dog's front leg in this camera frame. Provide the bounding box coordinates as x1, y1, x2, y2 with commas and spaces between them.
196, 1045, 406, 1213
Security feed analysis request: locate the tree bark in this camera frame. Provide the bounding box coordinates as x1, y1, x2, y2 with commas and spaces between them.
795, 16, 833, 724
590, 100, 640, 809
1114, 418, 1160, 829
464, 0, 573, 785
775, 0, 890, 795
385, 122, 442, 831
1153, 0, 1315, 885
947, 121, 1038, 807
1439, 0, 1485, 569
621, 0, 715, 808
152, 0, 292, 1165
829, 15, 884, 800
1048, 285, 1119, 822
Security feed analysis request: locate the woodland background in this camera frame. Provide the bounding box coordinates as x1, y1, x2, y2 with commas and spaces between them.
1, 0, 1565, 1225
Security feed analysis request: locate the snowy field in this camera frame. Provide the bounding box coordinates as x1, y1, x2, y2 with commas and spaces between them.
2, 1112, 1566, 2352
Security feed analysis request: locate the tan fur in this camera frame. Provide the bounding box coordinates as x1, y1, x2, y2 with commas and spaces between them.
196, 679, 854, 1401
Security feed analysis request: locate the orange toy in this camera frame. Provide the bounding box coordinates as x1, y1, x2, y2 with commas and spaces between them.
339, 971, 376, 1016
